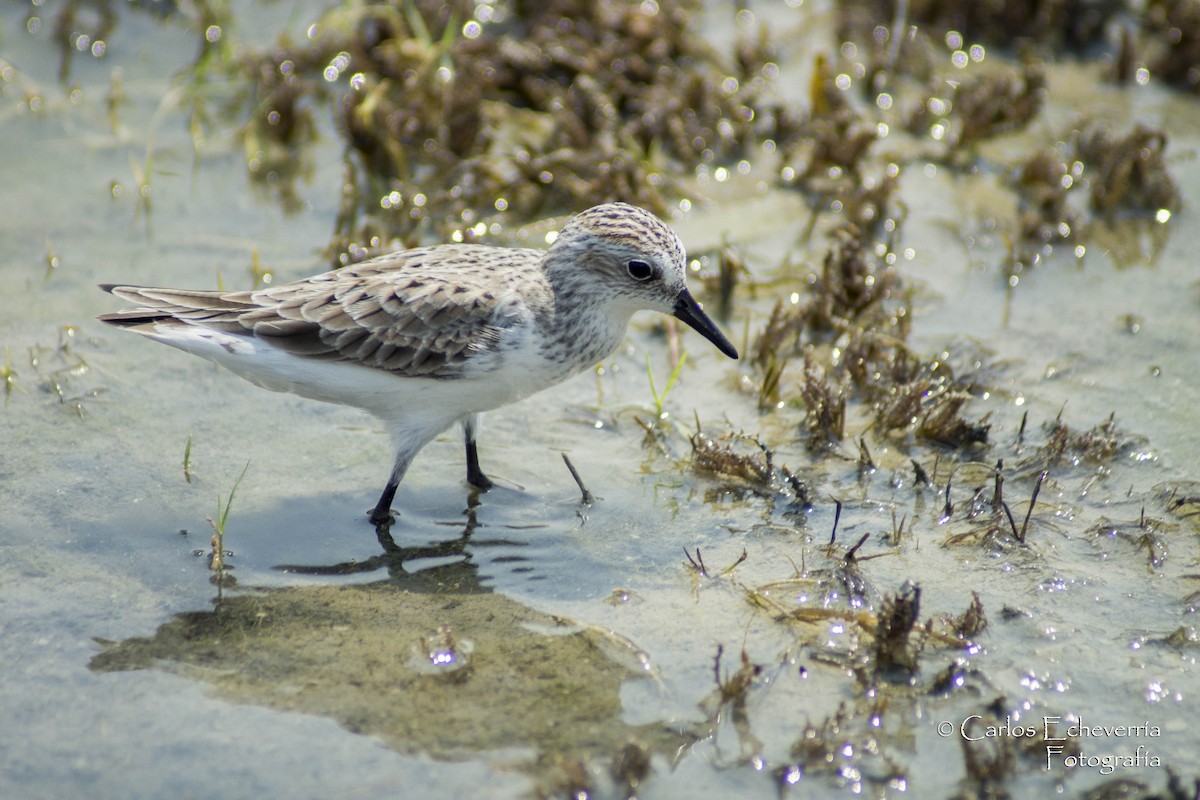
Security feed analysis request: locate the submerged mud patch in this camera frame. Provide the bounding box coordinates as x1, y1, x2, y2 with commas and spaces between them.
90, 574, 688, 763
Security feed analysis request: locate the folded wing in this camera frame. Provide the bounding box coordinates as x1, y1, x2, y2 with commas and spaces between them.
99, 246, 542, 379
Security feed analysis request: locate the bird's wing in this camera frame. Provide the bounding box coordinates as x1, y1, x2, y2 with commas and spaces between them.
100, 245, 547, 378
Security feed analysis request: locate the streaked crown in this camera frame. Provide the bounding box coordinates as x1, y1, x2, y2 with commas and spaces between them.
544, 202, 689, 313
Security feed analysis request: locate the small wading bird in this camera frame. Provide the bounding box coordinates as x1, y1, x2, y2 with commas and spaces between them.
99, 202, 738, 527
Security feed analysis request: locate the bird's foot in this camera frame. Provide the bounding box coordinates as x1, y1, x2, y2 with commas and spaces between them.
368, 506, 395, 528
371, 480, 400, 528
464, 437, 493, 491
467, 468, 494, 492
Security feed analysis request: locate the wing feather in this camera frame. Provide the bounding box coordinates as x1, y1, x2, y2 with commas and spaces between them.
100, 244, 549, 378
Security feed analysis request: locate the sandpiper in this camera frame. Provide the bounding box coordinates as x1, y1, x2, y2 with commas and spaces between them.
99, 202, 738, 526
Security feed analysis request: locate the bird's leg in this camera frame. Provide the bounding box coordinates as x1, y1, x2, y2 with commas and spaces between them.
370, 452, 414, 526
465, 439, 492, 490
369, 483, 398, 527
462, 414, 493, 491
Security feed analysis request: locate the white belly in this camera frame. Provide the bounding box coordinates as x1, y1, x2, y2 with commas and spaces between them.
133, 320, 563, 434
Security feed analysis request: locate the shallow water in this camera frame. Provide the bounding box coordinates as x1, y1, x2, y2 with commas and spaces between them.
2, 3, 1199, 799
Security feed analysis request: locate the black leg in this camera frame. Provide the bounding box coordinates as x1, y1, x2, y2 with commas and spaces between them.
463, 416, 493, 490
370, 480, 398, 526
370, 450, 414, 526
465, 438, 494, 490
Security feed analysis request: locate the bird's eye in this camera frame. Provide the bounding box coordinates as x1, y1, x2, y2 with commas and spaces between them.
626, 259, 655, 281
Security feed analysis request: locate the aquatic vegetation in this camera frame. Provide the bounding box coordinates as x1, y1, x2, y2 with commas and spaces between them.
1086, 511, 1175, 572
16, 327, 100, 418
157, 0, 771, 262
1075, 124, 1180, 218
683, 546, 749, 583
1036, 412, 1137, 470
924, 62, 1046, 153
1, 348, 18, 406
690, 428, 811, 507
645, 351, 687, 424
1009, 119, 1180, 276
182, 434, 193, 484
1132, 0, 1200, 93
207, 461, 249, 582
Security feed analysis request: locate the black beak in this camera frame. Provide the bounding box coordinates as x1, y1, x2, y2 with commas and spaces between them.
672, 289, 739, 360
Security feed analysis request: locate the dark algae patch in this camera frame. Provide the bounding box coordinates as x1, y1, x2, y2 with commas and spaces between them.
166, 0, 769, 262
91, 572, 688, 765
